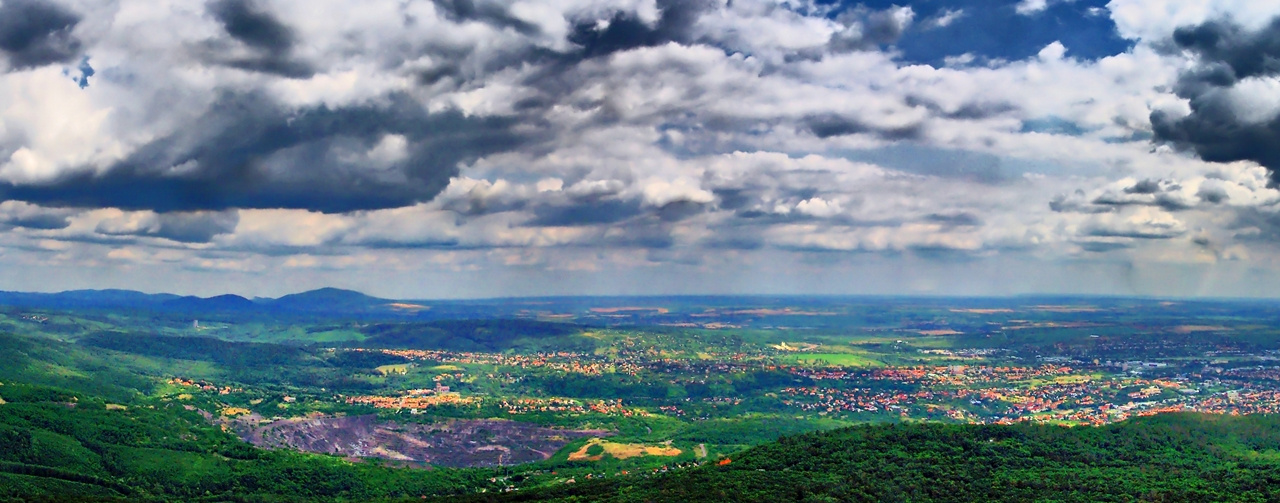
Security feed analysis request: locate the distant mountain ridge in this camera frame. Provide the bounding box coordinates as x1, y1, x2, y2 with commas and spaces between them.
271, 287, 387, 311
0, 287, 397, 315
163, 294, 258, 312
0, 289, 180, 309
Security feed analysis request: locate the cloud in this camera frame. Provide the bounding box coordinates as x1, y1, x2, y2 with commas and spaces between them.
0, 200, 76, 229
1015, 0, 1081, 17
0, 0, 82, 70
1, 0, 1280, 297
429, 0, 541, 35
802, 113, 924, 141
95, 210, 240, 243
1123, 178, 1163, 194
921, 8, 965, 30
0, 91, 541, 212
1015, 0, 1051, 16
1076, 240, 1133, 253
1151, 16, 1280, 187
203, 0, 314, 78
828, 5, 915, 53
567, 0, 711, 59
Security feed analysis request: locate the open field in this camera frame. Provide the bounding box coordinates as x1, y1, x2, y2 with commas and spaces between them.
375, 364, 411, 375
776, 352, 884, 367
567, 439, 682, 461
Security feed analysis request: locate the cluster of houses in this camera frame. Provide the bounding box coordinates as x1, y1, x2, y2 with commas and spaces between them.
168, 377, 241, 395
364, 348, 647, 377
497, 397, 647, 417
774, 362, 1280, 427
344, 391, 477, 410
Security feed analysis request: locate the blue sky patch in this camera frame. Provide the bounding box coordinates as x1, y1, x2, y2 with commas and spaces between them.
823, 0, 1134, 64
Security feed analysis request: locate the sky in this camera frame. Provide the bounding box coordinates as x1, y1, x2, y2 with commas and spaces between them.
2, 0, 1280, 299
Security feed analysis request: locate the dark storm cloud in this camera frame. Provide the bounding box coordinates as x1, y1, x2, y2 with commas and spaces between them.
1123, 179, 1163, 194
5, 213, 70, 230
567, 0, 712, 59
1087, 227, 1184, 240
1, 211, 73, 230
802, 113, 924, 141
1090, 194, 1192, 212
1229, 207, 1280, 243
96, 211, 240, 243
211, 0, 293, 52
1077, 241, 1133, 253
526, 198, 643, 227
430, 0, 540, 35
926, 212, 982, 227
0, 0, 82, 69
1090, 194, 1129, 206
1197, 186, 1229, 204
655, 200, 707, 222
914, 99, 1018, 121
0, 202, 78, 230
1153, 194, 1194, 212
1058, 179, 1195, 213
1151, 17, 1280, 186
0, 91, 543, 213
712, 188, 752, 211
205, 0, 313, 78
1050, 193, 1112, 213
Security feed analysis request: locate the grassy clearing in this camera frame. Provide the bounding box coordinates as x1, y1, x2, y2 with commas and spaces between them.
777, 352, 883, 367
375, 364, 410, 375
567, 439, 682, 461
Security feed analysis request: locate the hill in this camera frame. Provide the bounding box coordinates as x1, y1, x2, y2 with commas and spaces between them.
162, 294, 258, 312
0, 388, 489, 502
270, 287, 390, 312
0, 289, 178, 309
0, 287, 404, 317
456, 413, 1280, 502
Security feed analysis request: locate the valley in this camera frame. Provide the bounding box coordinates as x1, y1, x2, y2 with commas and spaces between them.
5, 290, 1280, 500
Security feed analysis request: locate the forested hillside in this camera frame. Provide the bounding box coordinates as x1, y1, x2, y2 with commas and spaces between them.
0, 386, 493, 501
462, 414, 1280, 502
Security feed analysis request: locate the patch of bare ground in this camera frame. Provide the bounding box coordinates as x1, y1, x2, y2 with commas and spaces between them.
589, 306, 670, 314
918, 329, 963, 336
1032, 305, 1103, 313
222, 414, 608, 467
1171, 325, 1230, 334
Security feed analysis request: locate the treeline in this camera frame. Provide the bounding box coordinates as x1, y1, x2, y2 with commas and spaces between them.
358, 320, 591, 352
526, 370, 807, 402
80, 332, 311, 367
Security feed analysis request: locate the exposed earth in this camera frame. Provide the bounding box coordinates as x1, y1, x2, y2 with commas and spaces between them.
221, 413, 608, 467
